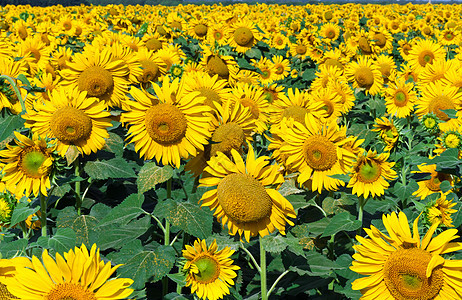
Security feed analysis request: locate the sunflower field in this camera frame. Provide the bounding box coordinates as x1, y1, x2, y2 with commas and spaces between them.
0, 1, 462, 299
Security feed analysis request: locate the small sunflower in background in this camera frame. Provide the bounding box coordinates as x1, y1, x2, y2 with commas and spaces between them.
384, 77, 417, 118
0, 132, 55, 198
372, 117, 400, 152
199, 144, 296, 242
271, 55, 290, 81
60, 46, 130, 108
345, 56, 383, 96
280, 114, 355, 193
424, 194, 457, 228
310, 87, 343, 123
412, 163, 453, 200
187, 18, 209, 40
182, 239, 240, 300
23, 87, 113, 157
270, 32, 289, 50
227, 19, 260, 54
350, 211, 462, 299
200, 46, 239, 83
288, 40, 310, 61
3, 244, 134, 299
135, 47, 168, 87
415, 81, 462, 132
347, 150, 397, 199
0, 56, 28, 114
326, 80, 356, 114
320, 23, 340, 43
121, 78, 212, 168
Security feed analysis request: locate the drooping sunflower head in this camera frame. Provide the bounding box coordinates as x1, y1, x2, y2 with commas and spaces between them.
424, 194, 457, 228
227, 19, 260, 53
345, 57, 383, 95
182, 239, 239, 300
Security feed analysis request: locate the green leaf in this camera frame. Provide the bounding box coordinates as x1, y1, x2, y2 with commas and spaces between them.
304, 251, 342, 276
37, 228, 76, 255
56, 207, 99, 246
167, 272, 187, 287
96, 216, 151, 250
102, 132, 124, 157
322, 197, 354, 215
327, 174, 351, 182
137, 162, 173, 194
154, 199, 213, 239
205, 233, 240, 251
278, 178, 304, 196
0, 114, 25, 144
322, 212, 362, 237
433, 148, 460, 169
441, 109, 458, 119
261, 235, 288, 253
302, 68, 316, 81
0, 238, 28, 258
84, 157, 136, 180
10, 202, 39, 226
245, 48, 261, 59
17, 74, 31, 88
393, 180, 419, 200
110, 240, 176, 289
99, 193, 145, 226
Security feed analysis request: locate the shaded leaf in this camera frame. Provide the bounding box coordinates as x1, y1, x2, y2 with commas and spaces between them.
110, 240, 176, 289
261, 235, 288, 253
10, 202, 39, 226
103, 132, 124, 157
37, 228, 76, 255
322, 197, 354, 215
84, 157, 136, 180
0, 238, 28, 258
322, 212, 362, 237
100, 193, 144, 226
137, 162, 173, 194
0, 114, 25, 144
96, 216, 150, 250
56, 208, 99, 246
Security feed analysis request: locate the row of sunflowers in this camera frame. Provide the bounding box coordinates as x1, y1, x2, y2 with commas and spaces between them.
0, 2, 462, 299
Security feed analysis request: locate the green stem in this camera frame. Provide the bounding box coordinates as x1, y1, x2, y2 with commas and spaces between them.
74, 157, 82, 215
267, 270, 289, 298
260, 236, 268, 300
0, 75, 26, 113
358, 197, 364, 224
40, 193, 47, 237
162, 178, 173, 297
240, 242, 261, 273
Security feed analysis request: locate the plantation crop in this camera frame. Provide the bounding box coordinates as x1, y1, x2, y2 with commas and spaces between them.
0, 2, 462, 299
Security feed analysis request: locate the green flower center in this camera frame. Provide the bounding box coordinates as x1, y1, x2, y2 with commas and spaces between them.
394, 91, 408, 106
192, 255, 220, 284
357, 159, 381, 183
20, 148, 49, 178
0, 198, 12, 223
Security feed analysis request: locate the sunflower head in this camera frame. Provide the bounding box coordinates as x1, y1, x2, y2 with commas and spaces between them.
0, 193, 13, 225
424, 195, 457, 228
421, 113, 440, 133
441, 130, 462, 149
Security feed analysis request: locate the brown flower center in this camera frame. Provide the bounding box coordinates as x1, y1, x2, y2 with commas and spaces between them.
303, 135, 337, 171
51, 107, 93, 143
145, 103, 187, 145
355, 66, 375, 88
77, 66, 114, 98
428, 95, 455, 121
46, 283, 97, 300
210, 122, 244, 157
206, 55, 229, 79
234, 27, 254, 47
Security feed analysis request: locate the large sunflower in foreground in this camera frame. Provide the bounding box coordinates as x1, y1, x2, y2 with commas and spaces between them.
3, 244, 133, 299
121, 78, 212, 168
0, 132, 55, 198
182, 239, 240, 300
280, 114, 355, 193
347, 150, 397, 199
59, 46, 130, 108
350, 211, 462, 299
23, 87, 112, 157
199, 145, 296, 242
0, 256, 32, 299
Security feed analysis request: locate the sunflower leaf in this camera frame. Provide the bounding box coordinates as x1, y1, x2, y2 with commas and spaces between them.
56, 207, 99, 247
0, 238, 28, 258
0, 114, 25, 145
153, 198, 213, 239
37, 227, 76, 255
261, 235, 289, 253
137, 162, 173, 194
10, 202, 40, 226
102, 132, 124, 157
99, 193, 145, 226
84, 157, 136, 180
109, 240, 176, 289
321, 212, 362, 237
96, 216, 150, 250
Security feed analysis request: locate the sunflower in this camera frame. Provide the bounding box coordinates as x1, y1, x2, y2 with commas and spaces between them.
419, 58, 455, 84
23, 87, 112, 157
199, 144, 296, 242
182, 239, 240, 300
384, 77, 417, 118
230, 82, 270, 134
226, 19, 261, 53
311, 64, 346, 91
0, 132, 55, 198
425, 194, 457, 228
398, 63, 420, 84
59, 46, 130, 108
370, 27, 393, 54
407, 39, 445, 74
3, 244, 133, 299
0, 57, 28, 114
321, 48, 349, 71
320, 23, 340, 43
206, 24, 228, 46
415, 81, 462, 132
187, 18, 209, 40
253, 57, 278, 85
375, 54, 396, 83
310, 87, 343, 123
141, 32, 168, 52
288, 40, 310, 61
200, 46, 239, 83
412, 163, 453, 200
121, 78, 212, 168
185, 100, 256, 177
134, 47, 167, 87
372, 117, 399, 152
182, 71, 231, 110
280, 114, 355, 193
347, 150, 397, 199
438, 28, 460, 46
271, 55, 291, 81
345, 56, 383, 96
16, 35, 51, 76
350, 211, 462, 299
326, 80, 356, 114
270, 87, 326, 127
0, 192, 14, 227
270, 32, 289, 50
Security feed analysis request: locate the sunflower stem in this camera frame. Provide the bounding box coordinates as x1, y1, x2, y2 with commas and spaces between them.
260, 236, 268, 300
74, 157, 82, 215
0, 75, 26, 114
267, 270, 289, 298
163, 177, 173, 297
240, 242, 261, 273
40, 193, 47, 237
